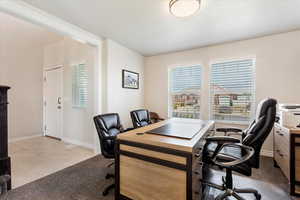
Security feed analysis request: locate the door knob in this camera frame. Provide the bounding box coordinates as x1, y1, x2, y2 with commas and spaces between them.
57, 106, 62, 109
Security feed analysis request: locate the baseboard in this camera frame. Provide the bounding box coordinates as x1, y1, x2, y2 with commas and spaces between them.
9, 134, 42, 143
261, 149, 273, 157
62, 138, 94, 150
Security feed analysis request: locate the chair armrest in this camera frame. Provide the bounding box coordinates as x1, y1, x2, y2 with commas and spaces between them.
206, 136, 240, 144
123, 128, 134, 132
105, 136, 117, 140
119, 125, 125, 132
212, 143, 254, 168
205, 136, 241, 160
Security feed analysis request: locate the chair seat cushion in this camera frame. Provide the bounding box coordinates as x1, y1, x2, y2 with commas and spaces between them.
140, 121, 150, 126
103, 140, 115, 158
206, 143, 241, 159
205, 143, 252, 176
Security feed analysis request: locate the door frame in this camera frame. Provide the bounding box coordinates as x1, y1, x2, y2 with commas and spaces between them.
0, 0, 103, 153
43, 66, 64, 139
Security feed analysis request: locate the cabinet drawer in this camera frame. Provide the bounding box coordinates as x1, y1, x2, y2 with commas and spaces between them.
274, 126, 290, 145
275, 135, 290, 160
274, 126, 290, 162
274, 147, 290, 180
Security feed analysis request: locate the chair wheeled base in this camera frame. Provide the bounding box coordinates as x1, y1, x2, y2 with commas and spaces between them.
102, 183, 115, 196
102, 172, 115, 196
203, 169, 261, 200
0, 175, 10, 200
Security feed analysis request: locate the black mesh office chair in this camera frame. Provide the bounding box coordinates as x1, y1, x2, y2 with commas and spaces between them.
202, 98, 277, 200
94, 113, 124, 196
0, 175, 10, 200
130, 109, 152, 128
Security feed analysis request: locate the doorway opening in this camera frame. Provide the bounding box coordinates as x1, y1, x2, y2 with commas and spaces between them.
0, 1, 101, 188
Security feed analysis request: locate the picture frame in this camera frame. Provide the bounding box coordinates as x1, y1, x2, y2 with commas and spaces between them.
122, 69, 139, 89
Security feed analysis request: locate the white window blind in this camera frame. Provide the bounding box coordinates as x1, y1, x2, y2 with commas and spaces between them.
210, 59, 255, 122
169, 65, 202, 119
72, 64, 88, 108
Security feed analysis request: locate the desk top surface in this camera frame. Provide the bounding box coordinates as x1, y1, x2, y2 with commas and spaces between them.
276, 123, 300, 134
118, 118, 215, 152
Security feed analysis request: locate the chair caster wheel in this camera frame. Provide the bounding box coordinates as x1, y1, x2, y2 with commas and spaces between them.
102, 191, 109, 196
105, 174, 113, 179
255, 193, 261, 200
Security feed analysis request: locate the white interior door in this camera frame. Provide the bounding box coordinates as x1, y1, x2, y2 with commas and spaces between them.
44, 67, 63, 139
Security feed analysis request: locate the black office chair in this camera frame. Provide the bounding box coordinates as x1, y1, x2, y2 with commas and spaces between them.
202, 98, 277, 200
94, 113, 124, 196
149, 112, 164, 124
130, 109, 152, 128
0, 175, 10, 199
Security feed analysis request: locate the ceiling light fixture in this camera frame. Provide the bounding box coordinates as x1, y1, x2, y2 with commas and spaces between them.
169, 0, 201, 18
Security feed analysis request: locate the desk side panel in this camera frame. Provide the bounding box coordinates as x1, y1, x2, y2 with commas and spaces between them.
120, 155, 186, 200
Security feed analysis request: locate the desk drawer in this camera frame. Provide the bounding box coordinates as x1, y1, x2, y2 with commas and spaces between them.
192, 169, 202, 200
192, 141, 204, 200
193, 139, 206, 153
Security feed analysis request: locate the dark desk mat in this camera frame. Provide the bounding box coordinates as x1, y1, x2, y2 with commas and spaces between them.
145, 122, 205, 139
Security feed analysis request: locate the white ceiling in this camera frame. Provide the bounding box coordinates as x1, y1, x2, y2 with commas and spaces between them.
22, 0, 300, 56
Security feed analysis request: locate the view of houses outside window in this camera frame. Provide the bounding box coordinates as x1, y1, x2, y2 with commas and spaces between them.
169, 66, 202, 119
210, 59, 255, 122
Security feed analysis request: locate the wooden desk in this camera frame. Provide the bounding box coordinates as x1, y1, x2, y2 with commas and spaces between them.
115, 118, 215, 200
274, 123, 300, 196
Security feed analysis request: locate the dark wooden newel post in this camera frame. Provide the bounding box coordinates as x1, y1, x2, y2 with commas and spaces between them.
0, 86, 11, 190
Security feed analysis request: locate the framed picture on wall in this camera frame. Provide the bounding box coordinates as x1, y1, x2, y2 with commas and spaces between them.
122, 69, 139, 89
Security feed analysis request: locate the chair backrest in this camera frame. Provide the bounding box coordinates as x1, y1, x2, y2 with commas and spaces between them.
93, 113, 123, 158
130, 109, 151, 128
150, 112, 164, 123
242, 98, 277, 168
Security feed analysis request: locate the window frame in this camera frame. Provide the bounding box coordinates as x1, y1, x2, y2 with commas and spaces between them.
208, 57, 256, 124
72, 63, 88, 108
168, 64, 203, 119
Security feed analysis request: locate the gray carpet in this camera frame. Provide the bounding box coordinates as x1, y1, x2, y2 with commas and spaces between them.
7, 156, 293, 200
8, 156, 114, 200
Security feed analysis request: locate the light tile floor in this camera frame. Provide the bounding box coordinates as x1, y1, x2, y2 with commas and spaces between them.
9, 136, 95, 188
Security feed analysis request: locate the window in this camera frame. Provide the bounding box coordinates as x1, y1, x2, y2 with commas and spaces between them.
169, 65, 202, 119
210, 59, 255, 122
72, 63, 88, 108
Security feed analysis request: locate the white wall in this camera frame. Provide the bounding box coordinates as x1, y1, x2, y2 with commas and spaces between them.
63, 38, 96, 148
144, 30, 300, 153
44, 37, 96, 149
43, 38, 144, 149
103, 39, 144, 128
0, 12, 62, 141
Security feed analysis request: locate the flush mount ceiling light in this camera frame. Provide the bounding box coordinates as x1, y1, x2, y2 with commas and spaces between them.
169, 0, 201, 18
